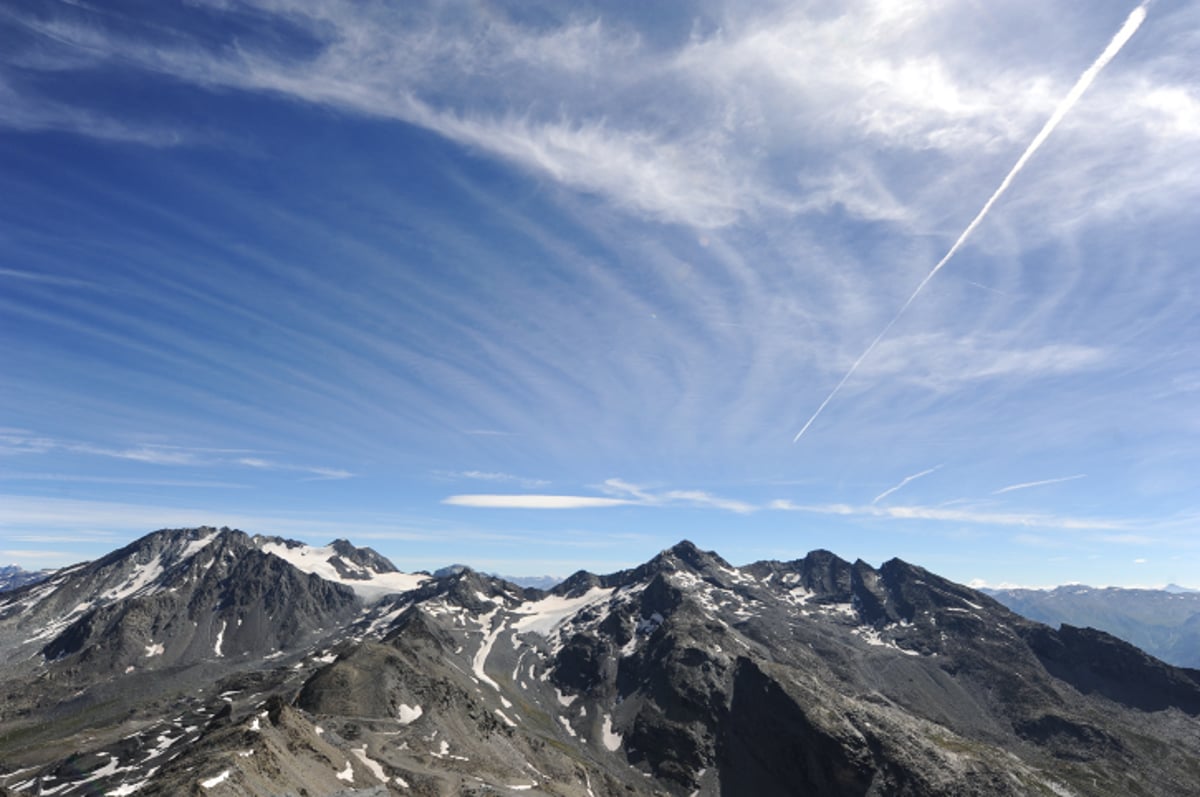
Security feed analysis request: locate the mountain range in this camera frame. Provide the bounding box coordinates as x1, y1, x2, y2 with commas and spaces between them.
985, 585, 1200, 669
0, 565, 52, 594
1, 527, 1198, 796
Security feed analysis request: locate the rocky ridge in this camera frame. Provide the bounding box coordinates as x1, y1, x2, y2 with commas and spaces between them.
0, 529, 1198, 796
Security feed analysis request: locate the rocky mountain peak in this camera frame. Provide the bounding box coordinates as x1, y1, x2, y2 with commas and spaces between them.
328, 538, 399, 576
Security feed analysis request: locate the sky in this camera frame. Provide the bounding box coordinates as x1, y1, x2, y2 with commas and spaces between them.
2, 0, 1198, 588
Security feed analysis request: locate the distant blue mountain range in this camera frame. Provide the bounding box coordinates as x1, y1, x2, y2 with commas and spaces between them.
984, 585, 1200, 669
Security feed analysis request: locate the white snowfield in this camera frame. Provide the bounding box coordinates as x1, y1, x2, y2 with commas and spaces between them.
258, 541, 429, 603
511, 587, 615, 636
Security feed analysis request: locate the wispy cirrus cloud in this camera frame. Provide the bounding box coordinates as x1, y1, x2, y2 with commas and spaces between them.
0, 430, 205, 464
769, 499, 1129, 532
0, 472, 248, 489
0, 72, 185, 146
0, 430, 350, 480
0, 267, 100, 289
8, 0, 1194, 234
236, 458, 353, 481
854, 335, 1110, 391
436, 470, 550, 489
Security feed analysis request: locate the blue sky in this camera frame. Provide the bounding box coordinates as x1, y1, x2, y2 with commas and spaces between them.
2, 0, 1198, 587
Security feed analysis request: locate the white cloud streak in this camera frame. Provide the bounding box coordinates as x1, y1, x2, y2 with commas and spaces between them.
437, 470, 551, 489
0, 267, 99, 289
444, 478, 756, 514
442, 494, 633, 510
0, 472, 248, 489
770, 499, 1129, 531
793, 4, 1148, 442
993, 474, 1086, 495
237, 458, 353, 481
0, 430, 350, 480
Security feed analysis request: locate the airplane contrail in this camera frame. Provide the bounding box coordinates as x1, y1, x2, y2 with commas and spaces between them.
993, 473, 1086, 495
794, 4, 1148, 444
872, 464, 943, 505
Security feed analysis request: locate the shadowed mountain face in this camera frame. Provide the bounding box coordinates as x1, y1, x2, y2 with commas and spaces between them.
1, 531, 1199, 796
986, 585, 1200, 669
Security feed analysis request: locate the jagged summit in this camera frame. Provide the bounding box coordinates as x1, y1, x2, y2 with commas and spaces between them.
2, 527, 1200, 796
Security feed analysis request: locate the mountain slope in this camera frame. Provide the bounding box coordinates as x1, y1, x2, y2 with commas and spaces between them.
1, 531, 1198, 796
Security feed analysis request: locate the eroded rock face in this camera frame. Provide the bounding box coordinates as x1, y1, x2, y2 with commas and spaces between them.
2, 531, 1200, 797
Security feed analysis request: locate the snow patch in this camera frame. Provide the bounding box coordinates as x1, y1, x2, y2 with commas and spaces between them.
213, 621, 225, 657
143, 642, 164, 658
259, 541, 428, 603
472, 610, 503, 690
335, 761, 354, 782
851, 626, 921, 657
511, 587, 614, 636
397, 704, 423, 724
199, 770, 230, 789
352, 746, 387, 782
601, 714, 622, 751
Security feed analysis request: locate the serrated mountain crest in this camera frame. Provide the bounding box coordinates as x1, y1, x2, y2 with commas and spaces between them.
3, 529, 1200, 797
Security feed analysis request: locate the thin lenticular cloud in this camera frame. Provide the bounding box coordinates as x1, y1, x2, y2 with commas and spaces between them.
444, 479, 757, 513
993, 474, 1086, 495
872, 465, 942, 505
794, 3, 1149, 443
